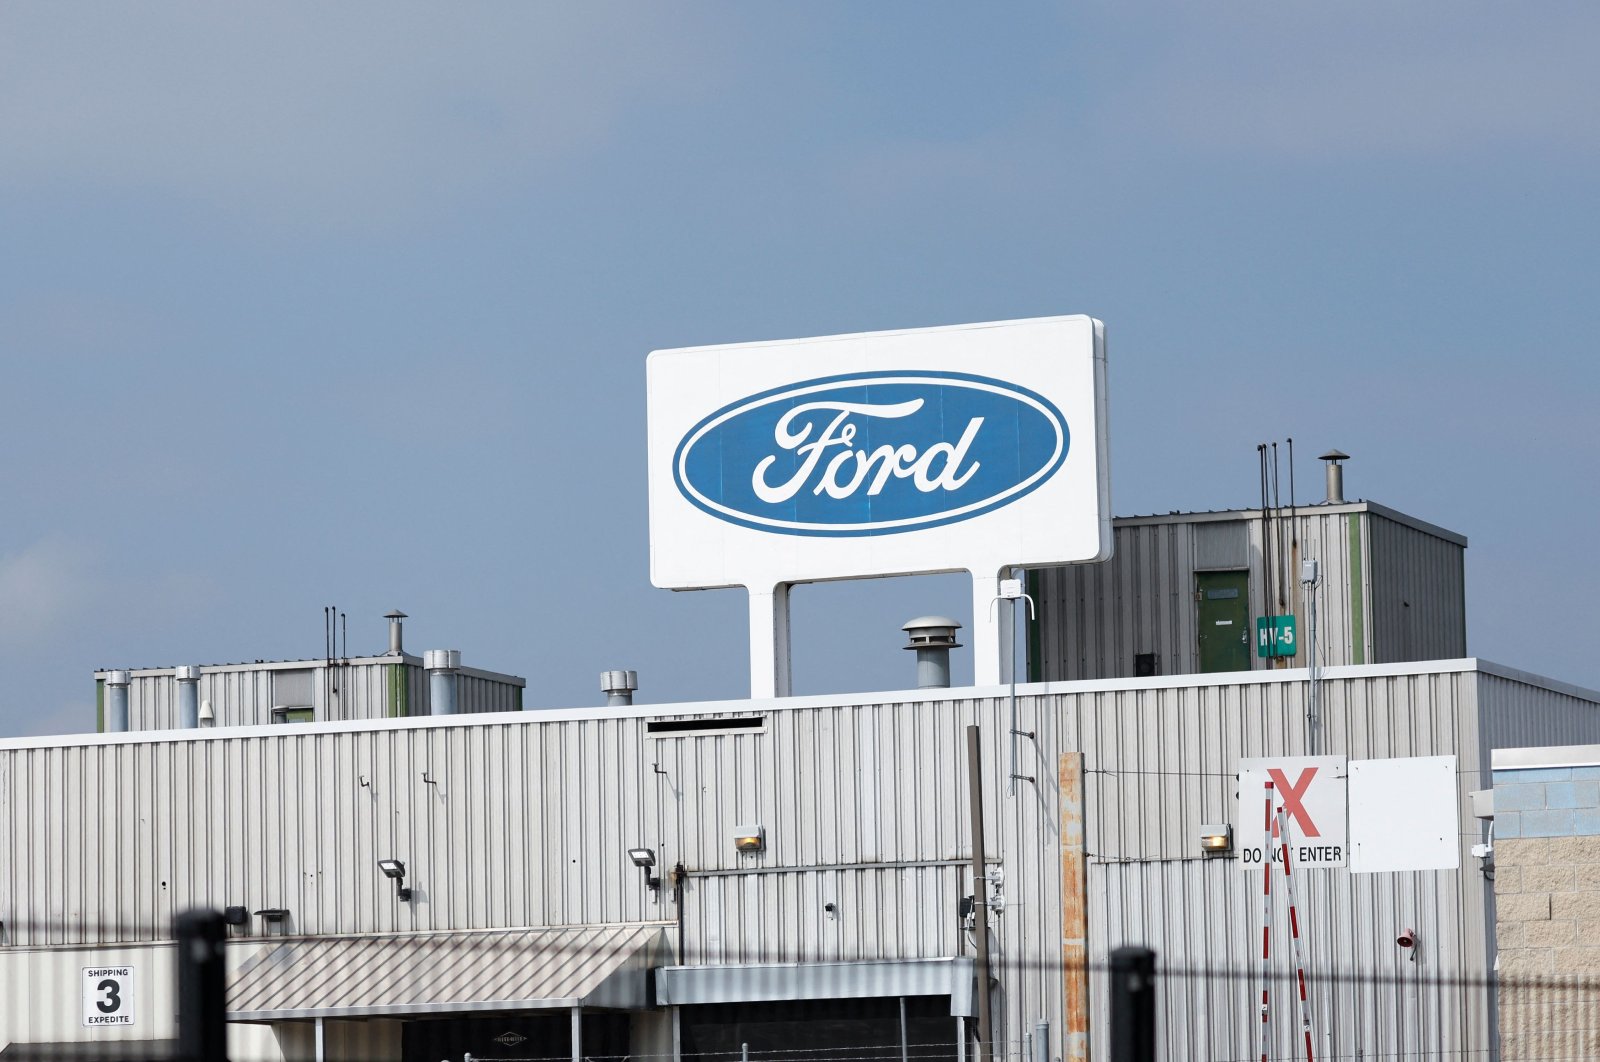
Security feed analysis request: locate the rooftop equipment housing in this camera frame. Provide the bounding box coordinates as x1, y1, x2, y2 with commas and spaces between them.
1028, 494, 1466, 682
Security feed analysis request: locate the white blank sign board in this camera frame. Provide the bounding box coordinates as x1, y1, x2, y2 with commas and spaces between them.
1349, 756, 1460, 873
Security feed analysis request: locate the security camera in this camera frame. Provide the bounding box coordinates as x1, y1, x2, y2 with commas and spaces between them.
1396, 928, 1418, 949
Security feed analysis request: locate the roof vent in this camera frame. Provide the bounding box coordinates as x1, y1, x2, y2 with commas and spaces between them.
384, 610, 407, 655
1319, 450, 1349, 504
903, 616, 963, 690
601, 669, 639, 707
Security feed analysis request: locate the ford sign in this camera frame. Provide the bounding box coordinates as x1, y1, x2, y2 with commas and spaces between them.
672, 371, 1069, 537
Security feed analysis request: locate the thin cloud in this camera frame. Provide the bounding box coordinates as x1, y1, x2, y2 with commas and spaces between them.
0, 4, 731, 230
0, 539, 96, 648
1090, 4, 1600, 160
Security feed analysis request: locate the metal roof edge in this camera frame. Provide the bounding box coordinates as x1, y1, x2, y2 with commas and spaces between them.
224, 920, 675, 950
91, 658, 526, 686
1492, 744, 1600, 771
8, 659, 1558, 752
1360, 500, 1469, 547
1107, 500, 1467, 548
94, 656, 420, 677
1473, 658, 1600, 704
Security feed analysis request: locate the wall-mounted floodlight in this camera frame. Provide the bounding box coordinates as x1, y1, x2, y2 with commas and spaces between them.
733, 825, 766, 853
378, 858, 412, 901
1199, 824, 1233, 855
629, 847, 661, 892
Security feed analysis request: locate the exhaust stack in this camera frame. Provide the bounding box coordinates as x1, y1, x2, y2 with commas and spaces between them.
176, 665, 201, 728
903, 616, 963, 690
384, 610, 408, 655
601, 670, 639, 707
105, 670, 131, 732
425, 649, 461, 715
1319, 449, 1350, 504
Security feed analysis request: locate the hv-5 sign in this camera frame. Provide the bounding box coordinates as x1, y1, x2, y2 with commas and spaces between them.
1237, 756, 1348, 870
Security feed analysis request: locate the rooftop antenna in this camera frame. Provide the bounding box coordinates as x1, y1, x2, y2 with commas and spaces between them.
1272, 443, 1285, 612
1288, 437, 1299, 579
1257, 444, 1272, 636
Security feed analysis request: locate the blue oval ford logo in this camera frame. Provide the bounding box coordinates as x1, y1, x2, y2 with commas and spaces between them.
673, 370, 1069, 537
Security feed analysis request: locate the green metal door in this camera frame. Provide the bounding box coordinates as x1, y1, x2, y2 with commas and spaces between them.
1197, 571, 1251, 673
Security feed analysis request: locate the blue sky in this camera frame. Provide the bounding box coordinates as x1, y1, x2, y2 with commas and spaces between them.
3, 4, 1597, 736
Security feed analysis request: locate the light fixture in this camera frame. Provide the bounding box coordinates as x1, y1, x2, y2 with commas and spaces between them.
629, 847, 660, 891
1199, 824, 1233, 855
733, 825, 766, 853
378, 858, 412, 901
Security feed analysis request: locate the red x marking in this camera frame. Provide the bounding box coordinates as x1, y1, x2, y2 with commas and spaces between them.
1266, 767, 1321, 837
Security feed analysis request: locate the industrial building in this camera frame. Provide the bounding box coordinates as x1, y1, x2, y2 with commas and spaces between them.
1029, 453, 1468, 681
2, 656, 1596, 1061
2, 479, 1598, 1062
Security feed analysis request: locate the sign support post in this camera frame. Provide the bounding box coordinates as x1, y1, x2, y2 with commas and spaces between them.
971, 569, 1015, 687
747, 584, 793, 698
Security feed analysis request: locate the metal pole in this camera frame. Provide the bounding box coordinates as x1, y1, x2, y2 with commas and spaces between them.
571, 1006, 582, 1062
900, 996, 910, 1062
1260, 781, 1275, 1062
957, 1016, 968, 1062
315, 1017, 325, 1062
1034, 1021, 1049, 1062
966, 725, 994, 1062
1307, 579, 1319, 754
175, 909, 228, 1062
1108, 947, 1156, 1062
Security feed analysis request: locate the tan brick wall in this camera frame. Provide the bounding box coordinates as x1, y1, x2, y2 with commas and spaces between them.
1497, 832, 1600, 1058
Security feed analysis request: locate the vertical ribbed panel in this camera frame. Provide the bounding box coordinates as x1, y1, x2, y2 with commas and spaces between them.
1032, 507, 1454, 681
2, 664, 1594, 1061
106, 660, 524, 732
1368, 513, 1468, 662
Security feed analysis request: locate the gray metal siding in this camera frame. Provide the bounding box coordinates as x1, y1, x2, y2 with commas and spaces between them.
1033, 509, 1375, 681
110, 661, 524, 731
5, 663, 1595, 1062
1368, 513, 1469, 663
1033, 521, 1196, 680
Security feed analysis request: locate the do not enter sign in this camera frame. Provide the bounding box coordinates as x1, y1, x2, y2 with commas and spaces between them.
1237, 756, 1348, 870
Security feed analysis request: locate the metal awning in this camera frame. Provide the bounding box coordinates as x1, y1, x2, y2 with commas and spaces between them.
0, 1042, 176, 1061
227, 923, 668, 1022
656, 957, 975, 1016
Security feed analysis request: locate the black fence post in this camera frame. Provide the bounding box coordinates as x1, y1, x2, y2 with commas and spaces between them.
175, 908, 229, 1062
1109, 946, 1156, 1062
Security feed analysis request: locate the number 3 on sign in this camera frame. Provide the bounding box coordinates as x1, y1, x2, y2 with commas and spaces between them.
81, 966, 135, 1027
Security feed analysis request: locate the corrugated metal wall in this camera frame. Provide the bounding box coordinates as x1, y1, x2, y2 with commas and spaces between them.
1031, 505, 1462, 682
105, 660, 525, 731
1368, 513, 1469, 663
4, 663, 1595, 1061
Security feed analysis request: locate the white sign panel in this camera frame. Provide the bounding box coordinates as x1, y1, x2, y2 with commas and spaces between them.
1238, 756, 1348, 869
1349, 756, 1459, 873
82, 965, 135, 1027
647, 315, 1110, 592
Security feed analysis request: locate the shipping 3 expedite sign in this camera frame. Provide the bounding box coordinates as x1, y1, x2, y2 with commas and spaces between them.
647, 316, 1110, 592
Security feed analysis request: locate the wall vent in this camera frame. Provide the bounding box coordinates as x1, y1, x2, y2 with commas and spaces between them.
646, 716, 766, 738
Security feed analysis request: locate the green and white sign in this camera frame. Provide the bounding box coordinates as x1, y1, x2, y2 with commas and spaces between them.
1256, 615, 1297, 658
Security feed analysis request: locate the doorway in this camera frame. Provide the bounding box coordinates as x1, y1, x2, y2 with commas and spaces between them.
1197, 571, 1250, 673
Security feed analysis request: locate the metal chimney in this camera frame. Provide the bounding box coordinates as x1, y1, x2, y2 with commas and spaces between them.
175, 665, 201, 728
1319, 449, 1350, 504
384, 610, 408, 655
601, 670, 638, 707
902, 616, 963, 689
424, 649, 461, 716
105, 670, 131, 732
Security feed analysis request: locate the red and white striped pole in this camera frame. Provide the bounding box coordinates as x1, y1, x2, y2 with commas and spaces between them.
1259, 779, 1274, 1062
1276, 806, 1317, 1062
